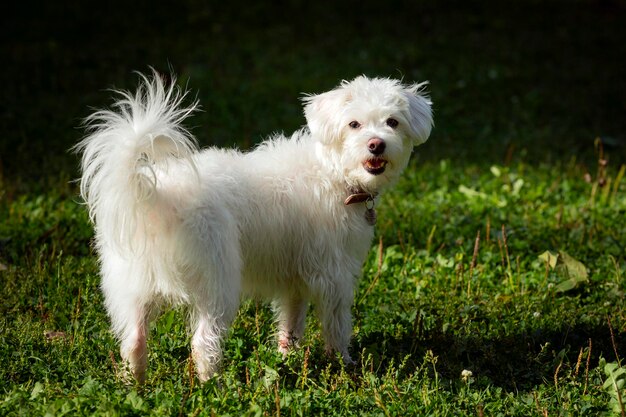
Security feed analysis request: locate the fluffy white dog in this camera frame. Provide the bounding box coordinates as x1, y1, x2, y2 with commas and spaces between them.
75, 72, 433, 383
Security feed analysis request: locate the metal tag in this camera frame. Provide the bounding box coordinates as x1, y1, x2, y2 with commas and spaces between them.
364, 207, 377, 225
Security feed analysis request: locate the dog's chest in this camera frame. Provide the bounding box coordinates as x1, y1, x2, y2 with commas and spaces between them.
238, 198, 374, 292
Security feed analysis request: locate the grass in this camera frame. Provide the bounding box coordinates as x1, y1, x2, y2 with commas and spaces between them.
2, 0, 626, 415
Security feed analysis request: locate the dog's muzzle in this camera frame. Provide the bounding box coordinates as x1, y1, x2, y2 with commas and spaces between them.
363, 158, 388, 175
364, 138, 387, 175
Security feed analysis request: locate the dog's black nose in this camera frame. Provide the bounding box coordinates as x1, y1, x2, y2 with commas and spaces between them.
367, 138, 386, 155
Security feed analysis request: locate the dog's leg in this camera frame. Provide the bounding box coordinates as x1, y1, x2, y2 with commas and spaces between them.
184, 206, 247, 381
191, 278, 240, 382
274, 296, 308, 355
191, 310, 234, 382
101, 252, 153, 383
118, 307, 149, 383
189, 250, 242, 382
315, 286, 355, 365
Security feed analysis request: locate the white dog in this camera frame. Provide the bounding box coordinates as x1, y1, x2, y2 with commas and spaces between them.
75, 72, 433, 383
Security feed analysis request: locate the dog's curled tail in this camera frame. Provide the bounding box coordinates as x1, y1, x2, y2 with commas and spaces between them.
74, 71, 198, 249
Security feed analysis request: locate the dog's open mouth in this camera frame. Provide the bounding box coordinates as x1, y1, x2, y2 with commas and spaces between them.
363, 158, 387, 175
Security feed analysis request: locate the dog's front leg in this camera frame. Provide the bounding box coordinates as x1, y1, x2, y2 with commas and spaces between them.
315, 283, 355, 365
274, 296, 308, 355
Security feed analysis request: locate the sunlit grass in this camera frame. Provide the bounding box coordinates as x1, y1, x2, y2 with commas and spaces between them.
1, 154, 624, 415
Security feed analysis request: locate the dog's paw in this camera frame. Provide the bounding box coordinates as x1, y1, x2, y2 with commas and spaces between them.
325, 346, 355, 367
278, 334, 301, 357
278, 339, 290, 357
341, 353, 356, 367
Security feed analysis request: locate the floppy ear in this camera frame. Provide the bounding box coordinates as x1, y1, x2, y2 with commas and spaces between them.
403, 82, 433, 146
303, 87, 352, 145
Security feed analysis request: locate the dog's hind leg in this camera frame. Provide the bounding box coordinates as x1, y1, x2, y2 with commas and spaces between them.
118, 306, 149, 383
100, 253, 154, 384
274, 296, 308, 355
105, 289, 151, 383
191, 280, 240, 381
191, 311, 233, 382
188, 234, 242, 381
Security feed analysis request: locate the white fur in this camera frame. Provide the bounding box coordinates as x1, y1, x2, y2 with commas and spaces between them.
75, 71, 433, 383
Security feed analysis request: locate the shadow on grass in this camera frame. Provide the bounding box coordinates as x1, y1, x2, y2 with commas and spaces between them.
354, 322, 625, 391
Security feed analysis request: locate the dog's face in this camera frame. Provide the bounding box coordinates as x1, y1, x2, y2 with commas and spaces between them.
304, 76, 433, 194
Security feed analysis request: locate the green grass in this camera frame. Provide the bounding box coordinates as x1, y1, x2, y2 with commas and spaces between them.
2, 0, 626, 415
2, 159, 625, 415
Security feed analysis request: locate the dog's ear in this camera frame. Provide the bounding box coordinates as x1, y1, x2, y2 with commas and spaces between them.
303, 87, 352, 145
402, 82, 433, 147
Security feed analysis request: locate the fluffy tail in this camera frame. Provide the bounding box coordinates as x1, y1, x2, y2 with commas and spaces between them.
74, 71, 198, 250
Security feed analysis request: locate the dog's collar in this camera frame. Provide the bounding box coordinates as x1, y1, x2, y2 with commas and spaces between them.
344, 192, 372, 205
344, 187, 377, 206
344, 188, 378, 226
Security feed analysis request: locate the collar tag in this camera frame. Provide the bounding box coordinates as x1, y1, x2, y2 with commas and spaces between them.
344, 191, 377, 226
364, 206, 377, 225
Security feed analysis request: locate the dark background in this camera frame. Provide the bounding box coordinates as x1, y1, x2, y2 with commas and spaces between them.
2, 0, 625, 193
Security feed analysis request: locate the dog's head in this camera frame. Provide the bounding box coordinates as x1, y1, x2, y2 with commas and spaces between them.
303, 76, 433, 194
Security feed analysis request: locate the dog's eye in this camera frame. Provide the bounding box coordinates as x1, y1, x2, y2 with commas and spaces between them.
348, 121, 361, 129
386, 118, 399, 128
